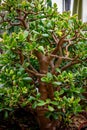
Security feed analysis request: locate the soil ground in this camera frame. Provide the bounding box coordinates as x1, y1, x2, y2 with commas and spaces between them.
0, 108, 87, 130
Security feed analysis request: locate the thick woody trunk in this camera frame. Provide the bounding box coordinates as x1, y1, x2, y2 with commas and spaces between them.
37, 82, 55, 129
36, 109, 56, 130
37, 81, 55, 130
36, 55, 56, 130
39, 56, 49, 100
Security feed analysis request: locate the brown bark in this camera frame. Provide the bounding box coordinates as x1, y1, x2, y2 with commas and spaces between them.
39, 81, 48, 100
37, 80, 55, 129
36, 109, 56, 130
47, 84, 54, 99
39, 56, 49, 99
34, 52, 56, 129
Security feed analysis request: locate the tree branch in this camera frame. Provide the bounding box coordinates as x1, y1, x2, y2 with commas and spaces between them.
15, 17, 28, 29
51, 34, 66, 56
10, 22, 21, 26
51, 46, 63, 74
49, 54, 73, 61
65, 40, 73, 57
25, 68, 45, 77
50, 60, 55, 72
61, 59, 81, 71
34, 50, 45, 65
52, 32, 59, 44
16, 49, 24, 65
29, 64, 38, 73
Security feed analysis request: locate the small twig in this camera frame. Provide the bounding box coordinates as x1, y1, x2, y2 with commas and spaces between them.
10, 22, 21, 26
64, 36, 76, 42
65, 40, 74, 57
15, 49, 24, 65
29, 64, 38, 73
49, 54, 73, 61
52, 32, 59, 44
51, 34, 67, 56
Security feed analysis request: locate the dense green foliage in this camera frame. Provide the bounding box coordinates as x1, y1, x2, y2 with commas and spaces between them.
0, 0, 87, 126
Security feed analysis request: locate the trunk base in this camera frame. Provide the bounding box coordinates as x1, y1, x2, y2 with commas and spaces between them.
36, 108, 56, 130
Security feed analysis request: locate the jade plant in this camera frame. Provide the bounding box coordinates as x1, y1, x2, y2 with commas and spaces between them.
0, 0, 87, 129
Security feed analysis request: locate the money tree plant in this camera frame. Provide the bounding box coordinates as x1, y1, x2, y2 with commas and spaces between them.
0, 0, 87, 130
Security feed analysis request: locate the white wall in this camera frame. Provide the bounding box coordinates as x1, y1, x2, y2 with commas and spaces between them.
52, 0, 63, 13
52, 0, 87, 22
52, 0, 73, 14
82, 0, 87, 22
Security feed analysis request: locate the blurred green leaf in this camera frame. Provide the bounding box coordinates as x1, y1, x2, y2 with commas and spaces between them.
23, 31, 29, 39
37, 100, 46, 106
32, 101, 37, 109
22, 77, 32, 82
48, 105, 54, 111
52, 81, 62, 86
